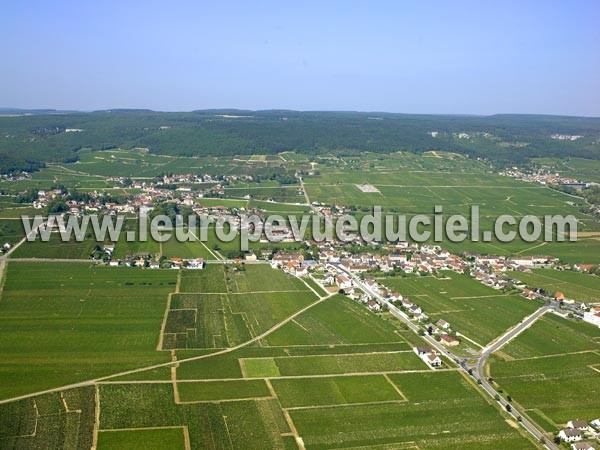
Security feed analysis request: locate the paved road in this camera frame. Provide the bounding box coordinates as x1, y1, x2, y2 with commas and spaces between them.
335, 264, 557, 450
474, 305, 556, 449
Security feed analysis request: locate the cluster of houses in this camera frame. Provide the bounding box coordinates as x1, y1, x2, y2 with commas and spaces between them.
499, 167, 592, 189
413, 346, 442, 368
104, 245, 204, 270
558, 418, 600, 449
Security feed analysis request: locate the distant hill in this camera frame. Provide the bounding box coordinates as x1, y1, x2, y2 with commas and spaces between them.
0, 109, 599, 174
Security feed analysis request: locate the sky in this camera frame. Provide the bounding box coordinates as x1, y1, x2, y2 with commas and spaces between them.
1, 0, 599, 116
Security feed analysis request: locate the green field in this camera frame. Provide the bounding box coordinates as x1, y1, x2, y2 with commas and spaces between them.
498, 313, 600, 359
381, 272, 541, 346
10, 232, 101, 259
163, 291, 315, 349
177, 379, 271, 402
98, 384, 291, 450
0, 262, 177, 399
289, 371, 535, 449
0, 219, 25, 247
509, 269, 600, 303
1, 148, 597, 448
97, 428, 187, 450
225, 264, 308, 293
162, 264, 316, 349
271, 375, 404, 408
179, 265, 228, 292
0, 387, 95, 449
490, 314, 600, 433
264, 295, 406, 346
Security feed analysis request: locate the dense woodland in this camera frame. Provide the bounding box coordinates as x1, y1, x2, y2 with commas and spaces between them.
1, 109, 599, 173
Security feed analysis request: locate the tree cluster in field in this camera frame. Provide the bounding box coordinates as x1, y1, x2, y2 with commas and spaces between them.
1, 109, 599, 174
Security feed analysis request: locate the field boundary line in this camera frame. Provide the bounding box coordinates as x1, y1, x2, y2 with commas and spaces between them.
507, 349, 597, 361
176, 394, 274, 405
383, 373, 409, 402
176, 289, 310, 295
283, 398, 410, 411
156, 293, 173, 351
0, 293, 335, 406
99, 368, 461, 384
256, 341, 408, 349
332, 441, 420, 450
295, 276, 324, 298
239, 349, 414, 361
455, 332, 484, 350
171, 351, 181, 404
265, 377, 305, 448
450, 294, 512, 300
91, 385, 100, 450
60, 392, 82, 414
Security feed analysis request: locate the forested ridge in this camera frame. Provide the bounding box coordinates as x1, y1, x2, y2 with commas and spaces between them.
1, 109, 599, 173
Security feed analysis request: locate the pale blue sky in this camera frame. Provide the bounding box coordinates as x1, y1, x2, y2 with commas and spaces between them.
1, 0, 599, 115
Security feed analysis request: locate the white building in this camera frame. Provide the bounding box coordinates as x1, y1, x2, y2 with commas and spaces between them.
583, 308, 600, 328
559, 429, 582, 442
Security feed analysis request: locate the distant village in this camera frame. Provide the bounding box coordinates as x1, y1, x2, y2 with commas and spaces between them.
4, 172, 600, 336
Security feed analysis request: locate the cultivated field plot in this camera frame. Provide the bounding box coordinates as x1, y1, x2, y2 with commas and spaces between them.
242, 351, 424, 377
495, 313, 600, 360
0, 219, 25, 245
178, 264, 228, 293
0, 262, 177, 399
224, 185, 303, 203
271, 374, 405, 408
263, 295, 408, 346
9, 231, 101, 259
381, 272, 540, 346
112, 219, 161, 259
490, 314, 600, 433
533, 157, 600, 183
98, 384, 291, 450
177, 379, 271, 403
0, 387, 95, 450
97, 428, 187, 450
162, 265, 316, 349
288, 370, 535, 449
160, 235, 216, 260
225, 264, 309, 293
162, 291, 316, 349
509, 269, 600, 304
68, 149, 235, 178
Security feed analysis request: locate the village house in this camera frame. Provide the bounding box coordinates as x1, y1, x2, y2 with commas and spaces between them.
336, 275, 352, 290
409, 305, 422, 315
568, 420, 590, 431
426, 353, 442, 367
186, 258, 204, 269
414, 346, 434, 356
367, 300, 381, 311
436, 319, 450, 330
559, 429, 583, 442
571, 443, 596, 450
271, 252, 304, 268
412, 346, 441, 367
440, 334, 459, 346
